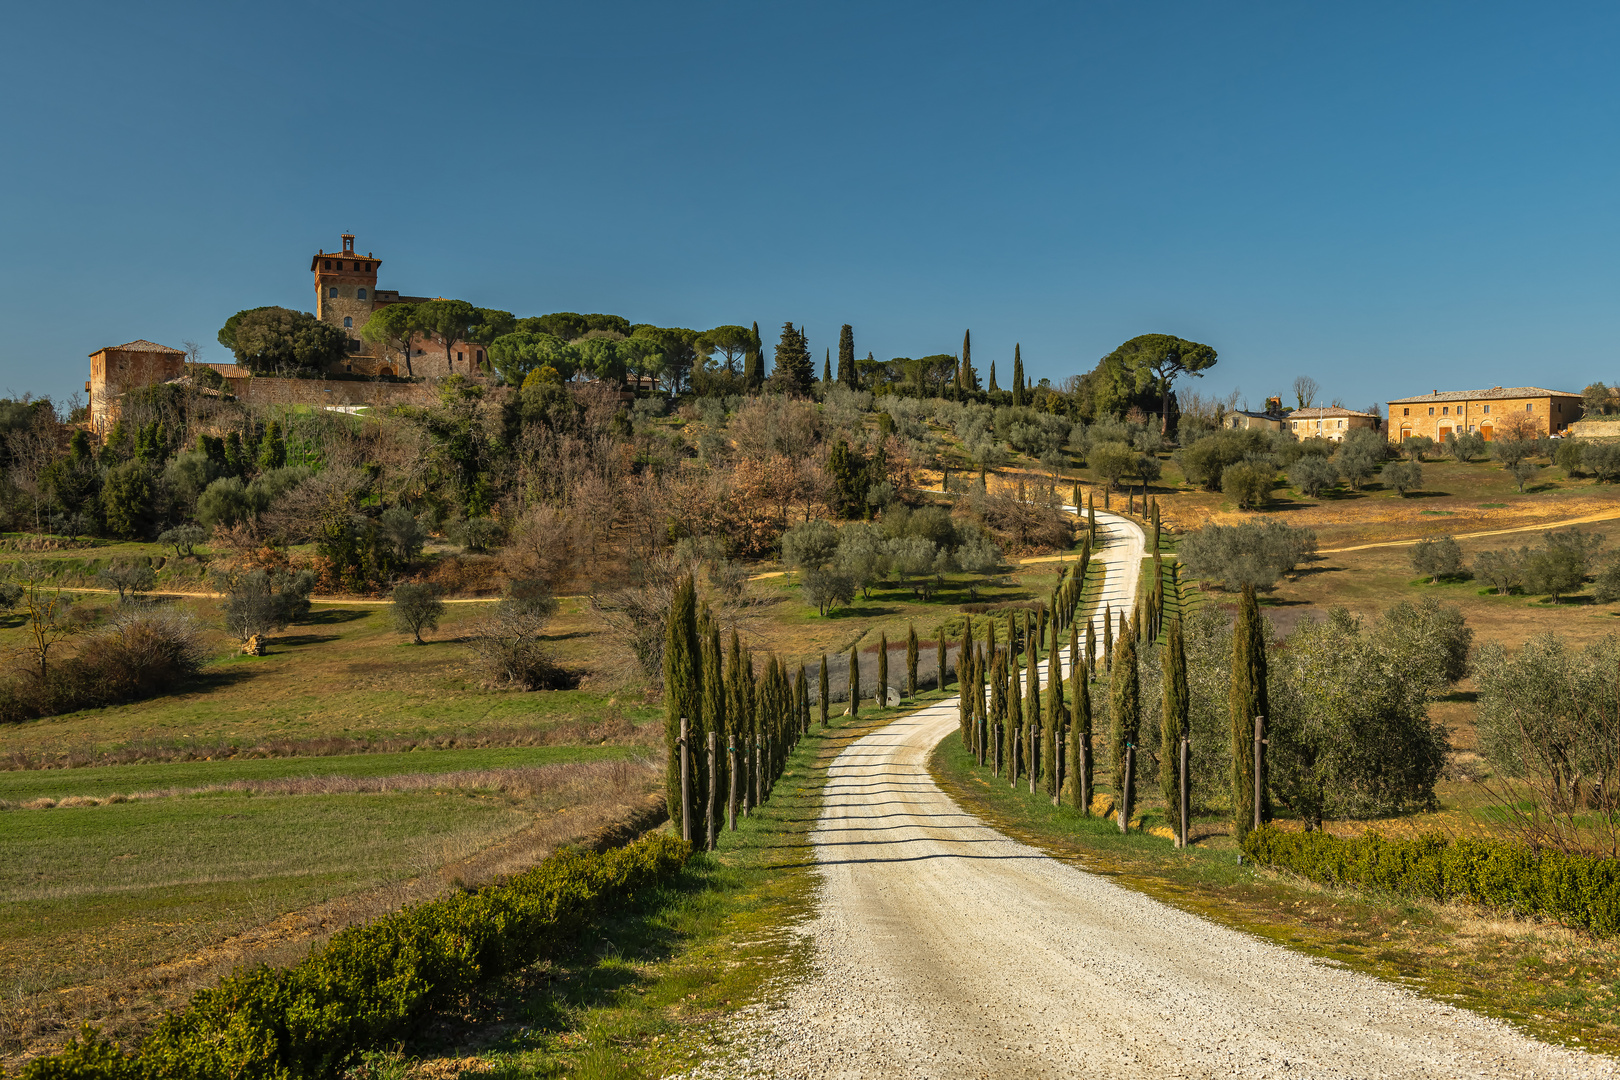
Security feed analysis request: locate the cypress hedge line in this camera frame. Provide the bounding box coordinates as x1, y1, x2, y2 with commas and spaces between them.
24, 833, 692, 1080
1242, 825, 1620, 937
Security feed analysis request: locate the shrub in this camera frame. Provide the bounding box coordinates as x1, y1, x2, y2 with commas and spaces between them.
1177, 517, 1316, 591
1409, 535, 1463, 582
467, 579, 567, 688
157, 524, 207, 558
1383, 459, 1422, 496
378, 505, 430, 565
390, 583, 444, 643
1287, 454, 1337, 497
1221, 461, 1270, 509
1585, 441, 1620, 483
0, 610, 205, 724
23, 834, 691, 1079
215, 567, 315, 641
96, 559, 155, 603
1242, 827, 1620, 937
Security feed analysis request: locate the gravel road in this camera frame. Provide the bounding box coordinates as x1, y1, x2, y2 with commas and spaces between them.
733, 510, 1612, 1079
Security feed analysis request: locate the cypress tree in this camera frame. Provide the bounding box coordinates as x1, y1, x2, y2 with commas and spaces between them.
905, 623, 919, 700
936, 626, 947, 691
727, 631, 747, 814
988, 359, 999, 393
823, 348, 831, 385
959, 328, 979, 392
259, 420, 287, 471
795, 664, 808, 740
1045, 652, 1065, 800
1071, 659, 1092, 812
1087, 493, 1096, 542
1025, 644, 1041, 791
1109, 616, 1140, 827
1230, 583, 1269, 838
837, 324, 855, 387
989, 641, 1006, 776
1011, 344, 1025, 407
700, 616, 725, 847
1102, 603, 1113, 672
877, 631, 889, 707
848, 646, 860, 720
663, 575, 700, 835
819, 653, 830, 727
744, 648, 758, 808
1007, 655, 1023, 783
1085, 618, 1096, 673
1160, 617, 1188, 828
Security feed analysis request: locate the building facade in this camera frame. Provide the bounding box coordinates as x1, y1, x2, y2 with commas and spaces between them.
1386, 386, 1582, 443
1285, 406, 1379, 441
87, 340, 185, 434
311, 234, 485, 377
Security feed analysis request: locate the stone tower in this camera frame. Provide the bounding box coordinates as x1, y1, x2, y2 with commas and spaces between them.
311, 234, 380, 357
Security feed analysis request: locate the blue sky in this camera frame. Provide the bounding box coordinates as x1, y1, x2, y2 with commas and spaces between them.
2, 1, 1617, 412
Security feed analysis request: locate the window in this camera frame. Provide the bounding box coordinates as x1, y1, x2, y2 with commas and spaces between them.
1402, 408, 1409, 416
1483, 404, 1490, 414
343, 317, 353, 328
329, 286, 338, 298
357, 288, 367, 300
347, 339, 360, 353
1442, 406, 1449, 415
457, 351, 464, 363
1526, 403, 1533, 412
1338, 420, 1345, 429
323, 259, 331, 269
477, 349, 485, 364
1428, 407, 1434, 416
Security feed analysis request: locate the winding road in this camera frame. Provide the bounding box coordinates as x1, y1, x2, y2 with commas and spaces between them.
745, 508, 1611, 1079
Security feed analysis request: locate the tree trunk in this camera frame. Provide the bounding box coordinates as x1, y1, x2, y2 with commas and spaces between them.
679, 717, 692, 844
707, 731, 718, 850
728, 740, 738, 831
1119, 743, 1135, 833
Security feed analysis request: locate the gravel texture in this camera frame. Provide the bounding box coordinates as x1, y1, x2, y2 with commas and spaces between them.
720, 511, 1614, 1079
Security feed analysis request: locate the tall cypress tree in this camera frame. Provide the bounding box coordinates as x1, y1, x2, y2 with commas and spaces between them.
1230, 584, 1269, 838
1026, 643, 1041, 790
819, 653, 830, 727
905, 623, 919, 700
837, 324, 855, 387
936, 626, 947, 691
877, 631, 889, 706
1011, 344, 1026, 407
663, 575, 700, 835
987, 360, 999, 393
823, 348, 831, 385
1102, 603, 1113, 671
848, 646, 860, 720
1045, 652, 1065, 799
699, 616, 725, 846
1007, 654, 1023, 783
1071, 659, 1092, 811
727, 630, 747, 813
1109, 617, 1139, 822
1160, 617, 1188, 831
742, 326, 762, 392
795, 665, 808, 740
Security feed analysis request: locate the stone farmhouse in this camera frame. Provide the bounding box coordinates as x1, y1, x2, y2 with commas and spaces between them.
1387, 386, 1582, 443
1284, 406, 1379, 441
87, 339, 186, 433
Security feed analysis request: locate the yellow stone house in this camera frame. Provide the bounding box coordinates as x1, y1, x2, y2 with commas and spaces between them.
1387, 386, 1582, 444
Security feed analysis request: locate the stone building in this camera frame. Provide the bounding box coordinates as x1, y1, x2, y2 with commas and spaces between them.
1284, 406, 1380, 442
311, 234, 486, 377
1224, 397, 1288, 434
1386, 386, 1582, 444
87, 339, 185, 434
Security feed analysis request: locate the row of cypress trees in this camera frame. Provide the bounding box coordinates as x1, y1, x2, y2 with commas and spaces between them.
956, 544, 1270, 845
664, 575, 814, 845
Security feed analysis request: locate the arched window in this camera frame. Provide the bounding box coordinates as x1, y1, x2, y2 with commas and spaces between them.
329, 286, 338, 298
357, 288, 367, 300
343, 317, 353, 329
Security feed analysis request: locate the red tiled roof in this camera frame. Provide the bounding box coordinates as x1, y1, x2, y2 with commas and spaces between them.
1387, 386, 1577, 404
89, 340, 184, 357
1288, 407, 1376, 419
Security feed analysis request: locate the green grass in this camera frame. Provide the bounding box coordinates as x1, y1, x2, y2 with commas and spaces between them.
0, 744, 638, 802
1, 790, 533, 997
930, 734, 1620, 1056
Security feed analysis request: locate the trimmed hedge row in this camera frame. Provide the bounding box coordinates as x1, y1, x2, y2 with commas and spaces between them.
24, 832, 691, 1080
1242, 825, 1620, 937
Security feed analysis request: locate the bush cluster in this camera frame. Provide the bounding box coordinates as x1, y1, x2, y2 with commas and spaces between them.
1242, 826, 1620, 937
0, 611, 205, 724
22, 832, 691, 1079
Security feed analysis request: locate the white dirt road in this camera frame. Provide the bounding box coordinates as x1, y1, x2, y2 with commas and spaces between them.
737, 509, 1612, 1079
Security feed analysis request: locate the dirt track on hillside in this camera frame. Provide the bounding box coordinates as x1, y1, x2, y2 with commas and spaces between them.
732, 509, 1613, 1079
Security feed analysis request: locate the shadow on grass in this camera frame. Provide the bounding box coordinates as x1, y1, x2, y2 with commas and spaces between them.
298, 608, 373, 626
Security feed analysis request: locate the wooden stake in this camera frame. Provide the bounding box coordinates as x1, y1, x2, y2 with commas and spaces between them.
679, 716, 692, 844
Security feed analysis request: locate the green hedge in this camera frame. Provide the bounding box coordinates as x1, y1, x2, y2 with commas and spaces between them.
1242, 825, 1620, 937
23, 833, 691, 1080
